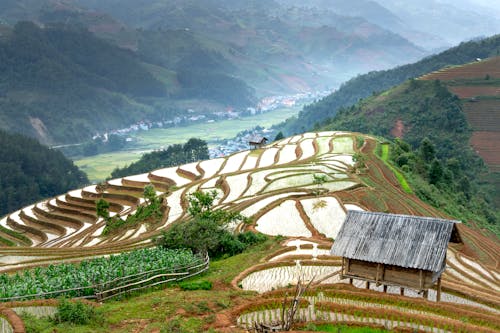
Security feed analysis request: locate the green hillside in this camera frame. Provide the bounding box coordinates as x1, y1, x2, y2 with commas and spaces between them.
0, 129, 88, 217
0, 22, 255, 144
319, 79, 498, 235
281, 34, 500, 134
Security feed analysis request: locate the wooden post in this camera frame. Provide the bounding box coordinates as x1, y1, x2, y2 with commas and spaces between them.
365, 281, 370, 289
349, 278, 353, 285
376, 263, 381, 286
383, 285, 388, 293
436, 277, 442, 302
341, 257, 345, 278
423, 290, 429, 300
400, 287, 404, 296
419, 269, 424, 290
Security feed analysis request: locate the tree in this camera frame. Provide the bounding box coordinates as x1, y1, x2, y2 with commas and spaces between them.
143, 184, 158, 205
274, 131, 284, 141
312, 173, 328, 197
419, 137, 436, 163
428, 158, 443, 184
159, 190, 262, 258
352, 152, 367, 171
187, 190, 218, 219
96, 199, 110, 221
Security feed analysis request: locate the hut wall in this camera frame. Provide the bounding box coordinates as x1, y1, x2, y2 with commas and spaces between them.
345, 259, 434, 289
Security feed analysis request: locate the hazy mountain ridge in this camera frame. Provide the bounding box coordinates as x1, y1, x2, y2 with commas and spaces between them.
69, 0, 426, 85
281, 34, 500, 134
0, 21, 255, 144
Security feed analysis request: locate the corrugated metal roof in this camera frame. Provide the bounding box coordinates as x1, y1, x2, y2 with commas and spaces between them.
330, 211, 460, 272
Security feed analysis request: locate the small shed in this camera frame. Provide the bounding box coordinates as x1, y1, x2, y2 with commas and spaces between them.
331, 211, 462, 301
248, 135, 268, 149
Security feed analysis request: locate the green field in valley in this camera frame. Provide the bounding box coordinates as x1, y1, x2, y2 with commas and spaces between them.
74, 105, 301, 182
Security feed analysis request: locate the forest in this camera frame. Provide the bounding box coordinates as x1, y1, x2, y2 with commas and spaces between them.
280, 34, 500, 134
0, 22, 256, 144
0, 129, 88, 217
319, 79, 498, 234
110, 138, 209, 179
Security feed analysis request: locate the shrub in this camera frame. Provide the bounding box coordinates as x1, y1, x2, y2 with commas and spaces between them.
54, 299, 98, 325
237, 231, 267, 245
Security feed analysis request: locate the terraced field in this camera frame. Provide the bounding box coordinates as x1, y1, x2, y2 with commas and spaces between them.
0, 131, 499, 331
420, 56, 500, 171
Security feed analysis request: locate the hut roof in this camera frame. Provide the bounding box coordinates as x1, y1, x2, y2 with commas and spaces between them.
248, 135, 268, 144
331, 211, 461, 272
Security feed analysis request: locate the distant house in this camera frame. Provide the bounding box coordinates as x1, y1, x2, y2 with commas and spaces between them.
331, 211, 462, 301
248, 135, 268, 149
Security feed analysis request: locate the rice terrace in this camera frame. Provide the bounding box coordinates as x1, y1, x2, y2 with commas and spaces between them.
0, 131, 499, 332
420, 56, 500, 172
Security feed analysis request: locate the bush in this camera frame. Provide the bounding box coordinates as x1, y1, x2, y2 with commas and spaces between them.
179, 280, 213, 291
54, 299, 98, 325
159, 190, 265, 258
237, 231, 268, 245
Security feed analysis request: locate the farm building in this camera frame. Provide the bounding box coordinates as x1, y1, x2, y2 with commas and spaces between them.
248, 135, 268, 149
331, 211, 462, 301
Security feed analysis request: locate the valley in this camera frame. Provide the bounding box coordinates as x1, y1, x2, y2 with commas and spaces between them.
74, 103, 303, 182
0, 1, 499, 332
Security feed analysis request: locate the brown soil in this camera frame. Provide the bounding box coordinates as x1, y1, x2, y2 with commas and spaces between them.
448, 86, 500, 98
391, 119, 405, 138
470, 131, 500, 168
420, 57, 500, 81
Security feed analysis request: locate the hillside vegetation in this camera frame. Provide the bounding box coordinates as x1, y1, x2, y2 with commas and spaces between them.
1, 130, 498, 332
281, 34, 500, 134
0, 22, 255, 144
0, 129, 88, 218
419, 56, 500, 208
109, 138, 209, 179
319, 79, 498, 235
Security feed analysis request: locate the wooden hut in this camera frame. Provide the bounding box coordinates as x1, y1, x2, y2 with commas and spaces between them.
248, 135, 268, 149
330, 211, 462, 301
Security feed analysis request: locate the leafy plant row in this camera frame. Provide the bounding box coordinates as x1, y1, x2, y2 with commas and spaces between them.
0, 248, 200, 300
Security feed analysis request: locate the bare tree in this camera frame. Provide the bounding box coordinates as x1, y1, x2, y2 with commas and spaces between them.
254, 276, 314, 332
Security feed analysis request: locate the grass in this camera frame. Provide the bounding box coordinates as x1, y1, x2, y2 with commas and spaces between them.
74, 105, 302, 182
75, 151, 145, 183
302, 324, 389, 332
18, 238, 282, 332
377, 143, 413, 194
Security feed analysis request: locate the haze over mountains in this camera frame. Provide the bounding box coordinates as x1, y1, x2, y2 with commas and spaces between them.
0, 0, 498, 146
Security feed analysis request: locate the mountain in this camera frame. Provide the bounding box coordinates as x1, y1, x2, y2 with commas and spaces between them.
316, 73, 498, 235
420, 57, 500, 172
419, 56, 500, 209
375, 0, 500, 46
275, 0, 449, 51
0, 21, 255, 144
0, 129, 88, 218
280, 34, 500, 135
71, 0, 426, 88
0, 21, 164, 144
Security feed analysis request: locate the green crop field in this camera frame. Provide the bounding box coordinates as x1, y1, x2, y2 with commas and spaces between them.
74, 105, 301, 182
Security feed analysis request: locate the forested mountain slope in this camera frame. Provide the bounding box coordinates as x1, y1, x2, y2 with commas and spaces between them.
318, 79, 499, 235
280, 34, 500, 135
0, 22, 255, 144
0, 129, 88, 217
